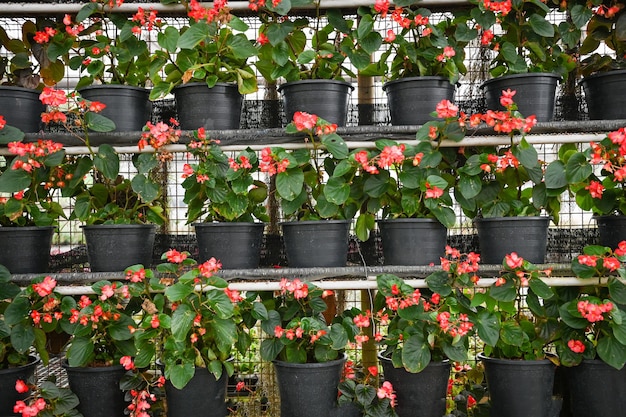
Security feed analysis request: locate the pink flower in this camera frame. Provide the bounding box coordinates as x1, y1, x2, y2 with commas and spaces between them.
120, 356, 135, 370
505, 252, 523, 269
39, 87, 67, 106
32, 276, 57, 297
567, 339, 585, 353
15, 380, 29, 394
435, 100, 459, 118
165, 249, 187, 263
500, 89, 516, 107
292, 111, 318, 131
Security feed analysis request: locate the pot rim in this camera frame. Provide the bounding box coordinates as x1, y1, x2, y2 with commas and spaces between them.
473, 215, 551, 224
579, 68, 626, 84
272, 352, 347, 369
382, 75, 454, 90
78, 84, 150, 93
0, 355, 40, 373
477, 352, 554, 366
0, 85, 42, 93
377, 352, 451, 367
172, 81, 239, 91
0, 225, 55, 231
61, 359, 126, 372
481, 72, 562, 89
81, 223, 157, 230
279, 219, 351, 227
278, 79, 354, 92
192, 221, 265, 226
377, 217, 443, 224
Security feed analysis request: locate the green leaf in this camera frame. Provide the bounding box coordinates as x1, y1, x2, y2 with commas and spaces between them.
321, 133, 349, 160
177, 22, 209, 49
529, 278, 554, 300
276, 170, 304, 201
597, 335, 626, 370
402, 333, 430, 373
609, 278, 626, 305
167, 362, 196, 390
0, 125, 24, 144
0, 167, 30, 193
170, 304, 195, 342
475, 309, 500, 347
94, 144, 120, 180
84, 112, 116, 132
67, 336, 94, 367
545, 160, 567, 189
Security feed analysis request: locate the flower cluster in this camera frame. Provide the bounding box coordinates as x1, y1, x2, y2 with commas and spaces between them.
259, 279, 358, 364
12, 378, 81, 417
337, 361, 398, 416
374, 269, 476, 373
138, 119, 182, 162
555, 242, 626, 370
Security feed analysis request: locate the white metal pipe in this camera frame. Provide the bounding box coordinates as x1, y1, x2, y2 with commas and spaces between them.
0, 1, 470, 16
50, 276, 607, 295
0, 132, 605, 156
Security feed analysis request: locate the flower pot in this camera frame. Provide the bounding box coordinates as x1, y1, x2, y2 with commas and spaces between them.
193, 222, 265, 269
378, 218, 447, 265
173, 82, 243, 131
280, 220, 351, 268
82, 224, 156, 272
0, 226, 54, 273
78, 85, 151, 132
62, 362, 127, 417
278, 80, 354, 127
379, 355, 450, 417
164, 365, 229, 417
0, 356, 39, 416
383, 76, 455, 126
273, 355, 346, 417
478, 353, 559, 417
565, 359, 626, 417
580, 70, 626, 120
482, 73, 561, 122
474, 216, 550, 264
594, 215, 626, 250
0, 86, 45, 133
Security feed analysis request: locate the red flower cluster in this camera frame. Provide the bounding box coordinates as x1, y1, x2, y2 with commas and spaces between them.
577, 300, 613, 323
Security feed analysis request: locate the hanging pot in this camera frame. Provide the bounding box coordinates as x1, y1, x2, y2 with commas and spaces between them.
377, 218, 447, 265
164, 365, 229, 417
78, 85, 152, 132
580, 69, 626, 120
379, 354, 450, 417
383, 76, 455, 126
474, 216, 550, 264
193, 222, 265, 269
482, 73, 561, 122
0, 226, 54, 274
594, 215, 626, 250
273, 355, 346, 417
0, 86, 45, 133
173, 82, 243, 131
81, 224, 156, 272
280, 220, 351, 268
565, 359, 626, 416
0, 356, 39, 416
62, 362, 127, 417
478, 353, 559, 417
278, 80, 354, 127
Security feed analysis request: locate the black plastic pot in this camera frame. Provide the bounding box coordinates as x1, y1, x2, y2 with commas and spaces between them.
474, 216, 550, 264
82, 224, 156, 272
482, 73, 561, 122
565, 359, 626, 416
165, 366, 229, 417
0, 86, 45, 133
280, 220, 351, 268
173, 82, 242, 131
193, 222, 265, 269
379, 355, 450, 417
0, 226, 54, 273
383, 76, 455, 125
0, 357, 39, 416
378, 218, 447, 265
63, 363, 127, 417
278, 80, 354, 127
479, 353, 559, 417
594, 215, 626, 250
580, 70, 626, 120
273, 355, 346, 417
78, 85, 151, 132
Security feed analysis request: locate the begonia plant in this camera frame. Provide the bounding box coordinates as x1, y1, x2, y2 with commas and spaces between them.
373, 247, 477, 373
552, 242, 626, 370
